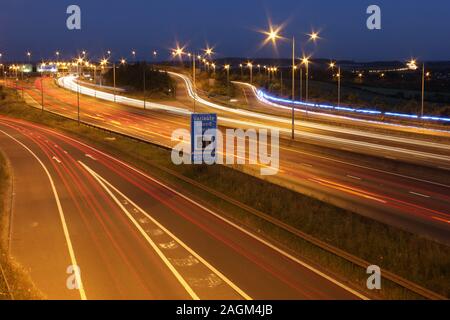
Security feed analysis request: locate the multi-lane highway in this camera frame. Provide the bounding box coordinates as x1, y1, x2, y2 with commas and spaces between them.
0, 116, 366, 300
10, 74, 449, 245
1, 78, 450, 248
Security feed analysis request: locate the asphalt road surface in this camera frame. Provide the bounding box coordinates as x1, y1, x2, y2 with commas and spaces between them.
13, 76, 449, 244
0, 116, 366, 300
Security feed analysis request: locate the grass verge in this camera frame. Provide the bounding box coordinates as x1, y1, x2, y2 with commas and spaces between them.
0, 147, 42, 299
0, 89, 449, 299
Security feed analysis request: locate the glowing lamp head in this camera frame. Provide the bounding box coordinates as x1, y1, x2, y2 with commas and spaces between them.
309, 31, 319, 42
205, 48, 214, 56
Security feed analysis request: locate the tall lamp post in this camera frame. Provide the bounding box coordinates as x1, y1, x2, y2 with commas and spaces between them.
143, 62, 147, 110
192, 52, 196, 113
407, 59, 426, 118
173, 46, 197, 113
224, 64, 230, 97
329, 62, 341, 106
421, 63, 425, 118
0, 53, 4, 86
263, 27, 297, 138
302, 56, 310, 103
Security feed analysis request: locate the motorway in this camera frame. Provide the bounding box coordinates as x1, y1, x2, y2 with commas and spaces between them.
9, 75, 450, 245
0, 116, 365, 300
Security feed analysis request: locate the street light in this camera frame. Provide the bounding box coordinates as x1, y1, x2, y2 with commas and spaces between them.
39, 63, 45, 111
204, 47, 214, 57
329, 61, 341, 106
421, 62, 426, 118
173, 46, 197, 112
131, 50, 136, 62
308, 31, 320, 42
301, 56, 310, 103
0, 53, 3, 86
224, 64, 230, 96
247, 62, 253, 84
408, 59, 427, 118
262, 24, 298, 139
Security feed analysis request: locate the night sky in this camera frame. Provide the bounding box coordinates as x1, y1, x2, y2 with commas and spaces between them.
1, 0, 449, 62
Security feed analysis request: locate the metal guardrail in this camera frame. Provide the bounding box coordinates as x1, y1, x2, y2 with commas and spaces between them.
19, 83, 448, 300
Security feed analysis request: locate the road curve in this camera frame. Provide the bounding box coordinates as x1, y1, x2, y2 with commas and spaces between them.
0, 116, 365, 300
17, 77, 450, 244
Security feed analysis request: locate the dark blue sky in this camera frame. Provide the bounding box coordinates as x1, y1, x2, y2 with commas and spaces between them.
1, 0, 449, 62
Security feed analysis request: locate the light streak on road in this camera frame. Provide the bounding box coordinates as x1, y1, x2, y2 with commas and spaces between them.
57, 75, 450, 166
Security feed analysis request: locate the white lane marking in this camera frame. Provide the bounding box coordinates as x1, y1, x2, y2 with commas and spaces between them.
0, 129, 86, 300
80, 161, 252, 301
72, 147, 367, 300
409, 191, 431, 199
52, 156, 62, 164
85, 154, 97, 161
281, 145, 450, 189
347, 175, 362, 181
79, 161, 199, 300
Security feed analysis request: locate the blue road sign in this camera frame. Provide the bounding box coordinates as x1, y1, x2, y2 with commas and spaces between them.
191, 113, 218, 164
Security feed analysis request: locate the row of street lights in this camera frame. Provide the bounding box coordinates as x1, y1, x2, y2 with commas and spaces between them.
0, 32, 433, 134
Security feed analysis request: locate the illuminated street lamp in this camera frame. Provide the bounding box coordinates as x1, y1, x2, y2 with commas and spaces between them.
56, 51, 60, 62
26, 51, 31, 63
0, 53, 4, 85
262, 24, 300, 139
407, 59, 428, 118
204, 47, 214, 57
174, 45, 197, 112
308, 31, 320, 42
239, 63, 243, 78
224, 64, 230, 96
301, 56, 310, 103
131, 50, 136, 62
421, 62, 426, 118
247, 62, 253, 84
329, 61, 341, 106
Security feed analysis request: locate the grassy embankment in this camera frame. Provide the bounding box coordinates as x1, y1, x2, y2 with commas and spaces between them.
0, 87, 42, 299
0, 86, 448, 299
